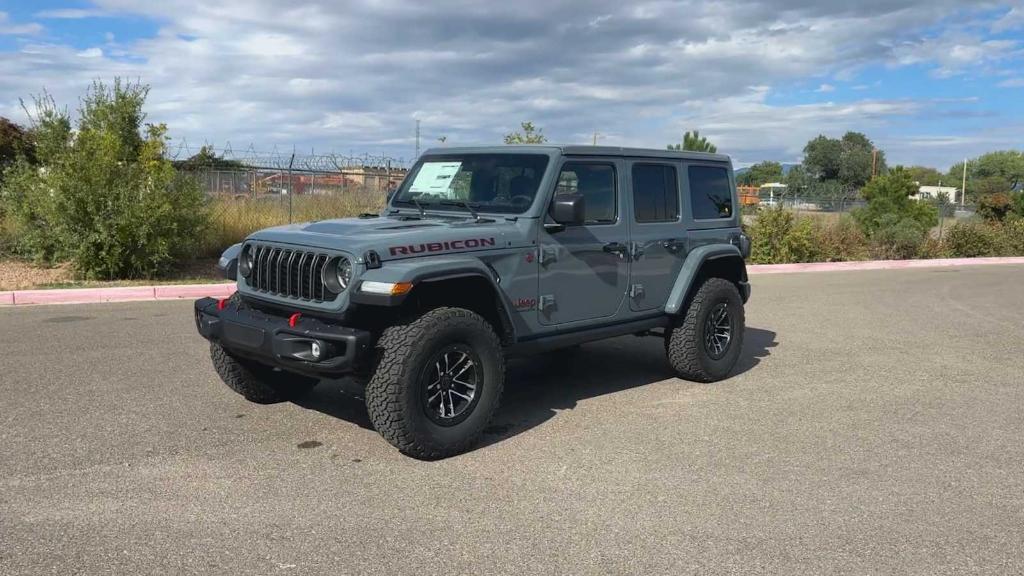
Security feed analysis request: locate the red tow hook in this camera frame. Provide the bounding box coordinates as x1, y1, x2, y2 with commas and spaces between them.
288, 312, 302, 328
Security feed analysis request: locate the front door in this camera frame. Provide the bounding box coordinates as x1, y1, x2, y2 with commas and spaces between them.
537, 159, 628, 326
627, 161, 687, 311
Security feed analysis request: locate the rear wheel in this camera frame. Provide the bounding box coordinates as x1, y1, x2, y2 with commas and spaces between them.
365, 307, 505, 460
665, 277, 745, 382
210, 342, 318, 403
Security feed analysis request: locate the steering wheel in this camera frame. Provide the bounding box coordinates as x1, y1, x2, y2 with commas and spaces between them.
509, 195, 533, 208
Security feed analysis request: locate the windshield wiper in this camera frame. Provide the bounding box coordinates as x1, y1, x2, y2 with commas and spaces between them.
410, 197, 427, 218
439, 200, 482, 221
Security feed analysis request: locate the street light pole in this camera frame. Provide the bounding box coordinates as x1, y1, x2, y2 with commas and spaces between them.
961, 157, 967, 208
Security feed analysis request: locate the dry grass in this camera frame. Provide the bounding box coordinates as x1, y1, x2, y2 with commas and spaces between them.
201, 191, 386, 257
0, 258, 223, 291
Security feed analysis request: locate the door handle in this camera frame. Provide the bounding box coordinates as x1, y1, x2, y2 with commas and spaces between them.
603, 242, 628, 259
661, 238, 686, 253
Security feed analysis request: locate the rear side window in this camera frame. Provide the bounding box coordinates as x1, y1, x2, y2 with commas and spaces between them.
688, 166, 733, 219
632, 164, 679, 223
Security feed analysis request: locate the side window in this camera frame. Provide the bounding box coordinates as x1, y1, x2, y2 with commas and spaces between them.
688, 165, 733, 219
556, 162, 616, 224
632, 164, 679, 223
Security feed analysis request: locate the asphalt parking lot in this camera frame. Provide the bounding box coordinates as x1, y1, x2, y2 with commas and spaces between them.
2, 265, 1023, 575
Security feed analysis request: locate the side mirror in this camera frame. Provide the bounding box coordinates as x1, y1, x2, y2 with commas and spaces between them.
549, 193, 585, 227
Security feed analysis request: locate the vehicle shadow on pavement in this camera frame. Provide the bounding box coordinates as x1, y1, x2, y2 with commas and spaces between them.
478, 326, 778, 448
290, 327, 778, 447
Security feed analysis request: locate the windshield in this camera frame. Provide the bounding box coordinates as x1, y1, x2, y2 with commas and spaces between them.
392, 153, 550, 215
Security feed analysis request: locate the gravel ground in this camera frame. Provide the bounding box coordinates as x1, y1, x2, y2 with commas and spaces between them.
1, 265, 1023, 575
0, 258, 221, 290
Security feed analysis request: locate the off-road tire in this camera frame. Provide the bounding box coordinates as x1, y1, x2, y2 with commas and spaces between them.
210, 342, 318, 404
365, 307, 505, 460
666, 277, 745, 382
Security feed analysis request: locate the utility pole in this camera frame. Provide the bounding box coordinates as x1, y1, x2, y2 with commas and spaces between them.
871, 148, 878, 178
592, 132, 599, 146
961, 157, 967, 208
415, 120, 421, 159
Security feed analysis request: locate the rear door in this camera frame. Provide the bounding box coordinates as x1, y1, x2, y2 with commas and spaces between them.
537, 158, 628, 326
627, 160, 687, 311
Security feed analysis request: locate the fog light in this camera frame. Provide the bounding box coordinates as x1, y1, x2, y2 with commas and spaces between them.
311, 341, 322, 360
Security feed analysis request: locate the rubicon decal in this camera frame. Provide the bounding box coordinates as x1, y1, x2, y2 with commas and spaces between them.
389, 238, 497, 256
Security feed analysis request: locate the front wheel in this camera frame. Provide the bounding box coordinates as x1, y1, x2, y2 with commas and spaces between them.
210, 343, 319, 403
665, 277, 745, 382
365, 307, 505, 460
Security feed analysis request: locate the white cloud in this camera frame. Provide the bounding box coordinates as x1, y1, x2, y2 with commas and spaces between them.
35, 9, 112, 19
0, 11, 43, 35
816, 84, 836, 93
0, 0, 1021, 169
998, 77, 1024, 87
992, 6, 1024, 32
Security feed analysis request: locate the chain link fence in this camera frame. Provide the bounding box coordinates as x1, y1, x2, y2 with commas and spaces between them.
171, 144, 411, 255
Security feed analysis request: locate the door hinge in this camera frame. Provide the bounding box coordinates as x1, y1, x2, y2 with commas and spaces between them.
539, 246, 558, 266
539, 294, 556, 312
629, 242, 644, 261
629, 283, 645, 299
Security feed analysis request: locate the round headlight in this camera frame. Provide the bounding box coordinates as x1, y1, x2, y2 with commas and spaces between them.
336, 257, 352, 290
239, 245, 254, 277
323, 257, 352, 293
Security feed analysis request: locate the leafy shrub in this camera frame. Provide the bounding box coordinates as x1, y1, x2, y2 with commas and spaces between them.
853, 169, 937, 236
5, 80, 208, 279
748, 207, 823, 263
946, 220, 999, 258
816, 215, 869, 261
977, 193, 1014, 222
869, 214, 927, 260
996, 218, 1024, 256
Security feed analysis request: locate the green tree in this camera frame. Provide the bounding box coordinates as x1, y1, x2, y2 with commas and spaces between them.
802, 135, 842, 181
668, 130, 717, 153
972, 175, 1013, 196
737, 161, 783, 186
853, 168, 937, 238
175, 145, 246, 170
974, 150, 1024, 189
904, 165, 944, 186
0, 117, 35, 175
504, 121, 547, 144
802, 132, 885, 189
5, 80, 208, 278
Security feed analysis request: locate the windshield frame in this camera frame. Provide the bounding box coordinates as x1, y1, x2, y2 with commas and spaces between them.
390, 152, 555, 217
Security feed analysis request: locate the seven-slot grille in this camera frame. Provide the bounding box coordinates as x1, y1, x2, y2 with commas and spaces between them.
246, 244, 339, 302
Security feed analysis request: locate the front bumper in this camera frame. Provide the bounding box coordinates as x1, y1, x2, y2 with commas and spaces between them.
194, 297, 372, 377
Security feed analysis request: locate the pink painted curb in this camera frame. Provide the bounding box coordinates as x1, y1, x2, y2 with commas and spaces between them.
2, 257, 1023, 307
746, 256, 1024, 275
4, 283, 235, 307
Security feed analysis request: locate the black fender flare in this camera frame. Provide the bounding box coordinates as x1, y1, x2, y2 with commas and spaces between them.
664, 245, 748, 315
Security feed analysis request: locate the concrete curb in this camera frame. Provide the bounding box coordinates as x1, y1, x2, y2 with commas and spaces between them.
2, 283, 235, 307
2, 257, 1023, 307
746, 256, 1024, 275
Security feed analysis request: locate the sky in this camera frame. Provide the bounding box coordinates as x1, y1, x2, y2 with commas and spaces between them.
0, 0, 1022, 170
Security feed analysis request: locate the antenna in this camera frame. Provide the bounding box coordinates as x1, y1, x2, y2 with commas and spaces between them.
415, 119, 421, 159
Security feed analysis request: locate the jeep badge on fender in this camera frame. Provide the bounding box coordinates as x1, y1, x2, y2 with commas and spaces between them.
195, 145, 750, 459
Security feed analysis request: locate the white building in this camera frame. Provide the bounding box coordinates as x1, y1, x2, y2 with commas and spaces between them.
913, 185, 959, 203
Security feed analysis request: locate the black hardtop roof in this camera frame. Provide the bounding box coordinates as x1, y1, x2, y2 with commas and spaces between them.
419, 144, 732, 163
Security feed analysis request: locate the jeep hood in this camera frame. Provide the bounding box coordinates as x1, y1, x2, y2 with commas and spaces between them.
246, 214, 524, 259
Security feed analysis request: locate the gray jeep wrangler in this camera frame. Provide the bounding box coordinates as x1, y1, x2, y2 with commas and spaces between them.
195, 145, 751, 459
